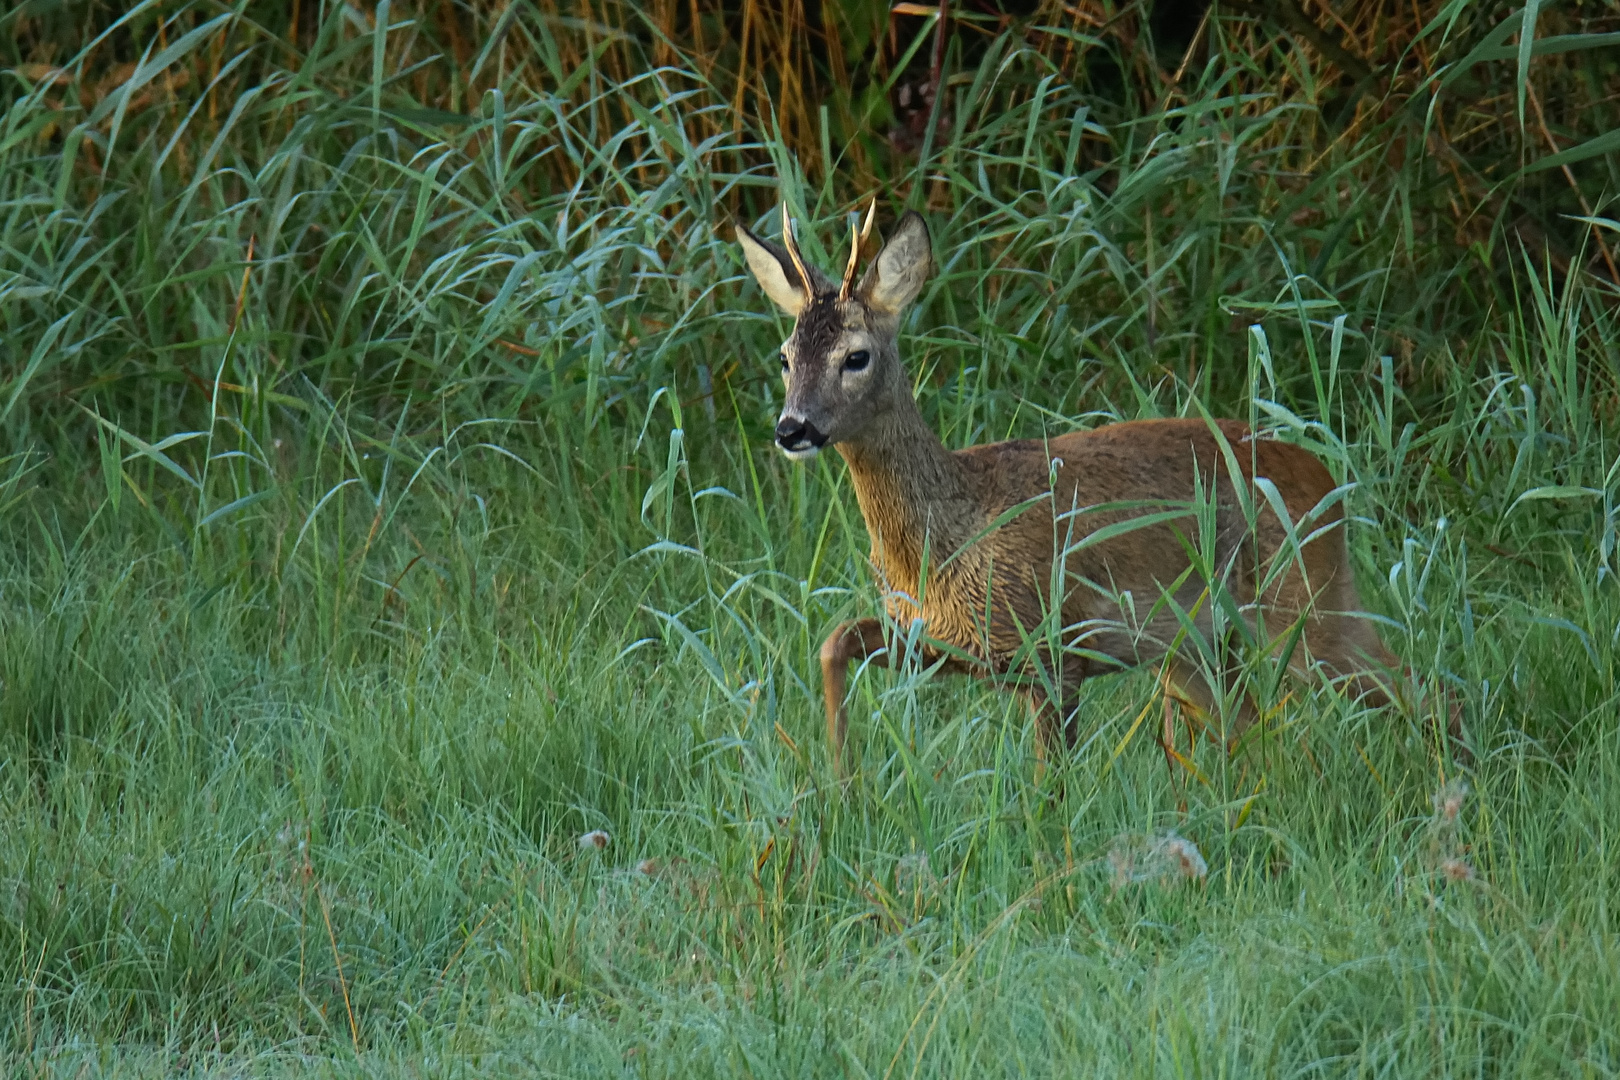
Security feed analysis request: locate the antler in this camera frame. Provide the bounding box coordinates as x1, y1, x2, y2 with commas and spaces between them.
838, 199, 878, 301
780, 203, 813, 294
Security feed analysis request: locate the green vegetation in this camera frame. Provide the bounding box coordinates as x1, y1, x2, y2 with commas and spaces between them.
2, 0, 1618, 1074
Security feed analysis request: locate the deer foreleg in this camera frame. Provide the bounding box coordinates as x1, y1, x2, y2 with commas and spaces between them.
1026, 681, 1082, 787
820, 618, 891, 777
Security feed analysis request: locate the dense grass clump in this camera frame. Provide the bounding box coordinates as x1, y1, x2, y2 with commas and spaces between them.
2, 0, 1618, 1075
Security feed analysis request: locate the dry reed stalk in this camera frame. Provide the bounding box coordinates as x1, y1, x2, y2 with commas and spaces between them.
316, 882, 361, 1052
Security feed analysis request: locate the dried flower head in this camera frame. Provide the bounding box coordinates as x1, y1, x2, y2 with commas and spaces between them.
1107, 845, 1136, 891
1108, 830, 1208, 888
1150, 831, 1209, 881
1432, 779, 1469, 823
1440, 857, 1475, 883
577, 830, 611, 851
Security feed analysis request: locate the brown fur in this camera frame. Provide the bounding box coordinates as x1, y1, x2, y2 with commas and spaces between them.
740, 211, 1407, 776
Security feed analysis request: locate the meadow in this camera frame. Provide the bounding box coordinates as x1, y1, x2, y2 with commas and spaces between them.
2, 0, 1618, 1075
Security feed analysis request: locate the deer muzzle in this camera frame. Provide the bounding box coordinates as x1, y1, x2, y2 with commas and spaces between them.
775, 415, 828, 459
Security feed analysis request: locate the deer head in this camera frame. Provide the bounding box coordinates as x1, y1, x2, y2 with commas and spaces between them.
737, 206, 933, 459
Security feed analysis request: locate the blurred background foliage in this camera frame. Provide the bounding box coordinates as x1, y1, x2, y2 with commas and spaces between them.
2, 0, 1617, 449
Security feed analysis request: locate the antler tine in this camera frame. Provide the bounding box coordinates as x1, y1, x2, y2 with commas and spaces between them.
839, 198, 879, 301
780, 203, 813, 294
859, 197, 877, 244
838, 222, 861, 300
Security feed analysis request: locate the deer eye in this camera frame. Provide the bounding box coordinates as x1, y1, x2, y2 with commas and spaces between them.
843, 350, 870, 373
778, 352, 788, 374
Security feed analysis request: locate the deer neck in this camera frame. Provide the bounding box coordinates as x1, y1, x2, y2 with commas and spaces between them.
836, 396, 975, 597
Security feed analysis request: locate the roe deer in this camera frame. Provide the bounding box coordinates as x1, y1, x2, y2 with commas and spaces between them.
738, 206, 1410, 776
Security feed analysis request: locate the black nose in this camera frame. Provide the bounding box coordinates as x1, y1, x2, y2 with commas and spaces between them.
775, 416, 827, 452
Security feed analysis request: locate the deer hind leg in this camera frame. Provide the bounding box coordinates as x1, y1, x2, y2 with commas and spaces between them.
1288, 562, 1409, 706
1304, 606, 1466, 749
1166, 609, 1401, 751
1304, 609, 1400, 705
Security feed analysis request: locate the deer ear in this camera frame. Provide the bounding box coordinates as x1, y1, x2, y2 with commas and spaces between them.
737, 225, 807, 317
859, 211, 931, 316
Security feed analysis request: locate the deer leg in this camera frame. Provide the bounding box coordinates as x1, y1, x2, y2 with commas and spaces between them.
1158, 662, 1194, 781
1301, 609, 1402, 705
1026, 693, 1050, 786
820, 618, 892, 777
1026, 677, 1082, 786
1343, 666, 1468, 763
1298, 609, 1469, 760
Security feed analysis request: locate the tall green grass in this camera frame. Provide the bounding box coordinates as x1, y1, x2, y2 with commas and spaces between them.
1, 0, 1618, 1075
